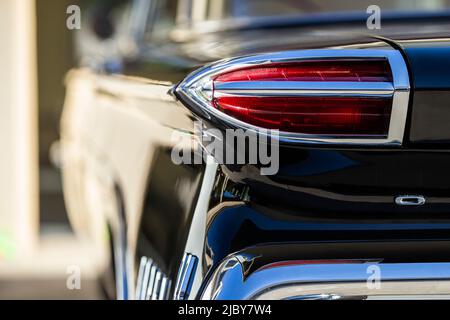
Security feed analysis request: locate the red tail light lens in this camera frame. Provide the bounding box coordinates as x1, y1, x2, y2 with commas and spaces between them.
214, 60, 393, 83
212, 59, 393, 136
214, 96, 392, 135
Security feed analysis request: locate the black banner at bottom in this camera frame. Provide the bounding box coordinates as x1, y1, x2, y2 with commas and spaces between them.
1, 300, 447, 318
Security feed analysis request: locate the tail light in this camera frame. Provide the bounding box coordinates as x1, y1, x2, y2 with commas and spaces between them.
176, 50, 410, 145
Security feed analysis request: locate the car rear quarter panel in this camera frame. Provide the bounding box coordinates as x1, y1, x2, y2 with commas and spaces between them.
61, 70, 205, 297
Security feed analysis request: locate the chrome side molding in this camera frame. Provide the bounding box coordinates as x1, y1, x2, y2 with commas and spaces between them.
174, 253, 199, 300
200, 255, 450, 300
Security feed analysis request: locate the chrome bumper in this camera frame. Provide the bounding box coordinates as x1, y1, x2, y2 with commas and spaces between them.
200, 255, 450, 300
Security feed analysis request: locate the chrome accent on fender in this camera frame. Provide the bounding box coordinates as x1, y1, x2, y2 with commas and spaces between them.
176, 49, 410, 146
135, 256, 171, 300
395, 195, 426, 206
179, 161, 218, 299
200, 255, 450, 300
174, 253, 199, 300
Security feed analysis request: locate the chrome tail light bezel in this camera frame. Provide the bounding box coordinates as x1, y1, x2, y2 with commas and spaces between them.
175, 49, 410, 146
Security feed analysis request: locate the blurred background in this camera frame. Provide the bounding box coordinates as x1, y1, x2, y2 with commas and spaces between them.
0, 0, 449, 299
0, 0, 105, 299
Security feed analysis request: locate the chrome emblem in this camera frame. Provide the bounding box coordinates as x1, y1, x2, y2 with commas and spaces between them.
395, 195, 426, 206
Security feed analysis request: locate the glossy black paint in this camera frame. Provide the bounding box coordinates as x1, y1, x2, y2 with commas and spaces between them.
404, 46, 450, 89
230, 148, 450, 211
400, 45, 450, 144
136, 148, 205, 281
204, 166, 450, 274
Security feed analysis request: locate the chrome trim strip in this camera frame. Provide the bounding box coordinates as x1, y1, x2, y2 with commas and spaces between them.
139, 259, 152, 300
214, 81, 394, 97
145, 265, 157, 300
201, 256, 450, 300
214, 91, 393, 98
180, 256, 198, 300
173, 254, 188, 300
158, 278, 170, 300
178, 161, 218, 300
395, 195, 426, 206
151, 271, 163, 300
135, 256, 148, 300
286, 294, 343, 300
176, 49, 410, 146
179, 254, 192, 298
174, 253, 199, 300
175, 255, 192, 300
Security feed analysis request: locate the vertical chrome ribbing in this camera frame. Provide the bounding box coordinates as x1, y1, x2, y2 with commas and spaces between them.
135, 256, 148, 300
145, 264, 157, 300
158, 278, 171, 300
135, 256, 171, 300
151, 271, 162, 300
139, 259, 153, 300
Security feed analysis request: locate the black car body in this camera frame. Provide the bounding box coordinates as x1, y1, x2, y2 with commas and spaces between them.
61, 0, 450, 300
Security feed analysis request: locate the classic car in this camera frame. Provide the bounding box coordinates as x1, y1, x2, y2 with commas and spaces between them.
61, 0, 450, 300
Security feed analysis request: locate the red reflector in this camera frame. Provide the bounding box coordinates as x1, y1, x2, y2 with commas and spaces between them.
213, 96, 392, 135
214, 60, 393, 83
